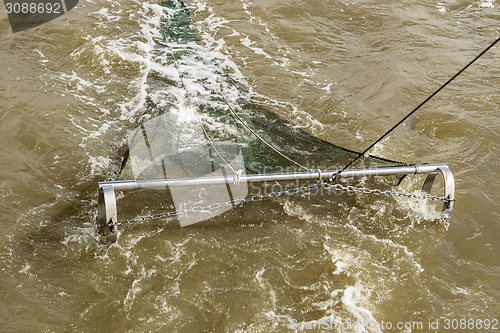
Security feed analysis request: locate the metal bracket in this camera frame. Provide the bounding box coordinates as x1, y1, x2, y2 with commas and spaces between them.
96, 164, 455, 243
421, 165, 455, 218
96, 184, 118, 243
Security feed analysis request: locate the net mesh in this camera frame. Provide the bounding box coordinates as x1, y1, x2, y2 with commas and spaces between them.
116, 0, 409, 182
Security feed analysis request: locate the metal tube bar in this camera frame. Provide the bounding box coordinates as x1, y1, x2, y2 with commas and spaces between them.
96, 163, 455, 243
99, 164, 449, 191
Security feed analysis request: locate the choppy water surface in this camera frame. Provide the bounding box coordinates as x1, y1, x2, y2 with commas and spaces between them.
0, 0, 499, 332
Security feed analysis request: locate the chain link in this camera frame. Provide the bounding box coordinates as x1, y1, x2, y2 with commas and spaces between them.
326, 183, 451, 202
112, 181, 454, 227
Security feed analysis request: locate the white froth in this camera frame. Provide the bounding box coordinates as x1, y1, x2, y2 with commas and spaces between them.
479, 0, 495, 8
19, 263, 31, 274
341, 286, 381, 333
437, 4, 447, 13
88, 155, 113, 176
241, 37, 272, 58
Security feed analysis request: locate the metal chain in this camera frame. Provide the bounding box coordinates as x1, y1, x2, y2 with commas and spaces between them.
326, 183, 453, 201
113, 182, 454, 227
114, 183, 320, 226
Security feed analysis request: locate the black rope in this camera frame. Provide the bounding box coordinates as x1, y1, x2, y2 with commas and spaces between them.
332, 37, 500, 180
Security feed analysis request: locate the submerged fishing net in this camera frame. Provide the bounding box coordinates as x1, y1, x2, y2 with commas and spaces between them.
116, 0, 407, 181
112, 0, 409, 225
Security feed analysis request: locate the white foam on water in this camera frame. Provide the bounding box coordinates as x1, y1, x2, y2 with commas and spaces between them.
279, 204, 379, 326
273, 285, 382, 332
393, 174, 445, 223
117, 2, 164, 121
322, 82, 334, 93
123, 265, 157, 314
87, 155, 113, 176
18, 263, 31, 274
436, 3, 448, 13
451, 285, 470, 295
254, 268, 278, 308
33, 49, 49, 63
26, 1, 168, 184
279, 188, 440, 329
341, 286, 381, 332
190, 0, 328, 135
61, 227, 100, 247
129, 7, 252, 140
252, 91, 326, 133
238, 0, 294, 66
240, 36, 272, 58
330, 248, 352, 275
479, 0, 495, 8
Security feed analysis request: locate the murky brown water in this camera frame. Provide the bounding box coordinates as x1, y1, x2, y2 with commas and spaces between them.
0, 0, 499, 332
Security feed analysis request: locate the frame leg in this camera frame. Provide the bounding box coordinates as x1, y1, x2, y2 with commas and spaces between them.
97, 184, 118, 243
421, 166, 455, 218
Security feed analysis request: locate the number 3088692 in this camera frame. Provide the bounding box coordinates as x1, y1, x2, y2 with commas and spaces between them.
5, 2, 62, 14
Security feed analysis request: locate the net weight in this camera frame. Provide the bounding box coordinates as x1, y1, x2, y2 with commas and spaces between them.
5, 2, 62, 14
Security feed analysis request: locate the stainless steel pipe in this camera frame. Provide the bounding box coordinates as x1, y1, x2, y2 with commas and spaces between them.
97, 164, 455, 243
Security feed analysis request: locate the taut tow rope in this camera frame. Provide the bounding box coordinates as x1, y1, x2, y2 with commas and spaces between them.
331, 37, 500, 181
